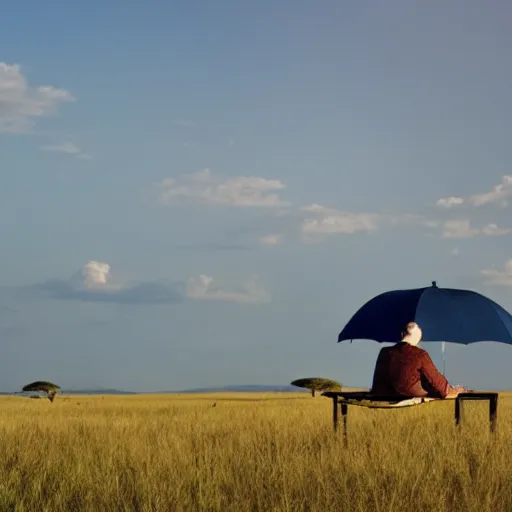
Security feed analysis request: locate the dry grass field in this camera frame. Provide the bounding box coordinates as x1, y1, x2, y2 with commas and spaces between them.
0, 392, 510, 512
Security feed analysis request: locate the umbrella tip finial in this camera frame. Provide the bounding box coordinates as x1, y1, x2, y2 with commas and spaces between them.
432, 280, 437, 287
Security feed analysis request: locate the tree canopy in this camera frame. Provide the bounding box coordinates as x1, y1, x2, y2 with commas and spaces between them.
291, 377, 342, 397
22, 381, 60, 402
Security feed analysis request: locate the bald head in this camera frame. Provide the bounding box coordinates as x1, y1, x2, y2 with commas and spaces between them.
401, 322, 422, 346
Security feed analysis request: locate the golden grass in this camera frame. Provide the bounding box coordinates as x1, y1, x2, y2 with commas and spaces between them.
0, 392, 510, 511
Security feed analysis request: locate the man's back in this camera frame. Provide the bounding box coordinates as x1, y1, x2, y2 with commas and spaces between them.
371, 342, 449, 398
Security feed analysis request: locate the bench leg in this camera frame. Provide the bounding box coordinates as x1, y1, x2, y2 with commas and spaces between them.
341, 403, 348, 447
332, 399, 348, 446
490, 396, 498, 433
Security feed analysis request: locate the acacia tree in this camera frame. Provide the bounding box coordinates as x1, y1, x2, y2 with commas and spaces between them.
291, 377, 342, 397
22, 381, 61, 403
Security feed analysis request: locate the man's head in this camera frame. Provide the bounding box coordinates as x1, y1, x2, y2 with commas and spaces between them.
401, 322, 422, 346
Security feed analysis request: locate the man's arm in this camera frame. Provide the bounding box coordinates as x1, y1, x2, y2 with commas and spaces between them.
419, 351, 451, 398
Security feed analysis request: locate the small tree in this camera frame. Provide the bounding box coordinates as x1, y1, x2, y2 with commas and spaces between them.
22, 381, 61, 403
291, 377, 342, 397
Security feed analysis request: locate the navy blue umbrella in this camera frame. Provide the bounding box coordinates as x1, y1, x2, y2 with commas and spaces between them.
338, 281, 512, 345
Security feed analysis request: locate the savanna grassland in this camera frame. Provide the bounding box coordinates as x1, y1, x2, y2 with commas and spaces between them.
0, 392, 510, 512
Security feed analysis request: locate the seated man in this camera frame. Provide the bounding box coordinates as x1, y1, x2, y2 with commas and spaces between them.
371, 322, 466, 398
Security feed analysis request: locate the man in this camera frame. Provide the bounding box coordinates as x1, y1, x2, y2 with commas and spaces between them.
371, 322, 466, 398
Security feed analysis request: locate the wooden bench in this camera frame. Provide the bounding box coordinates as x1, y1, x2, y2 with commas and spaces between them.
322, 391, 499, 446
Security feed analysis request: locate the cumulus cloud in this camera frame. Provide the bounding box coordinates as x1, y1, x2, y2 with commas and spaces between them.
436, 196, 464, 208
41, 141, 91, 160
470, 175, 512, 207
481, 224, 512, 236
441, 220, 475, 238
436, 176, 512, 209
0, 63, 74, 133
80, 261, 112, 288
186, 274, 271, 304
441, 220, 512, 238
157, 169, 289, 207
481, 259, 512, 286
259, 234, 283, 246
300, 203, 380, 236
35, 260, 183, 304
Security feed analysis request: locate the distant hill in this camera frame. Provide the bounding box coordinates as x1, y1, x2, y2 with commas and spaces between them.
61, 389, 138, 395
2, 385, 310, 395
174, 384, 307, 394
64, 385, 304, 394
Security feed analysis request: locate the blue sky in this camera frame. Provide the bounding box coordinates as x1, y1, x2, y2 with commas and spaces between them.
1, 1, 512, 391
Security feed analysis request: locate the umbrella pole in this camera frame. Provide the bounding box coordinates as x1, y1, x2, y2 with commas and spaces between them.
441, 341, 446, 375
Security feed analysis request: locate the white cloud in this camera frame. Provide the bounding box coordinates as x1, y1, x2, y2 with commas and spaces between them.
186, 274, 271, 304
36, 260, 182, 304
157, 169, 289, 207
441, 220, 512, 238
300, 203, 380, 236
436, 176, 512, 209
481, 224, 512, 236
436, 196, 464, 208
301, 203, 330, 214
259, 234, 283, 246
41, 141, 91, 160
481, 259, 512, 286
0, 63, 74, 133
81, 261, 112, 289
470, 175, 512, 207
442, 220, 476, 238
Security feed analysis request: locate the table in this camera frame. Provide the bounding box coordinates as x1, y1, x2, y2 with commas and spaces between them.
323, 391, 499, 446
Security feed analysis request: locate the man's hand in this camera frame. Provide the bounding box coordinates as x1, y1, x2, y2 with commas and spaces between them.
446, 385, 467, 398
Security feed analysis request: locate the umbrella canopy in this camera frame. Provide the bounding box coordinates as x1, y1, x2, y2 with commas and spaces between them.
338, 281, 512, 345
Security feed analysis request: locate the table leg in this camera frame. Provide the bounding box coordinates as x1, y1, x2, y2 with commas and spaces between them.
341, 403, 348, 447
490, 395, 498, 433
455, 394, 498, 432
455, 397, 463, 426
332, 397, 338, 432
